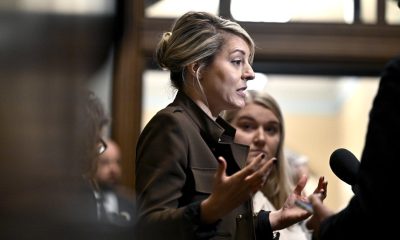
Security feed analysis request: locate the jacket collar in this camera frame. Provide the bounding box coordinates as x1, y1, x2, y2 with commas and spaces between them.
171, 91, 248, 170
171, 91, 236, 144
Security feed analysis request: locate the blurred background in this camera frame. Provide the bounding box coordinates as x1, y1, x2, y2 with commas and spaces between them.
1, 2, 400, 236
0, 0, 123, 238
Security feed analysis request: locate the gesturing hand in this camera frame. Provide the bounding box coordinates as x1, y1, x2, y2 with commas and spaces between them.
269, 175, 328, 230
201, 153, 276, 224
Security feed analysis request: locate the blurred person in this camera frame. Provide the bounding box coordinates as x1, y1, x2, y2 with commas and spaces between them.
95, 138, 123, 190
286, 150, 310, 186
306, 1, 400, 239
286, 150, 318, 197
306, 55, 400, 240
135, 11, 323, 240
80, 90, 110, 177
80, 91, 136, 239
223, 90, 327, 240
90, 138, 136, 226
0, 1, 123, 238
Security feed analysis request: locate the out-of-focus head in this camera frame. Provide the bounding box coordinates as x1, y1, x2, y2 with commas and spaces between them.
80, 90, 110, 176
0, 1, 122, 238
95, 139, 122, 188
224, 90, 285, 161
156, 11, 255, 91
286, 150, 310, 183
1, 0, 120, 180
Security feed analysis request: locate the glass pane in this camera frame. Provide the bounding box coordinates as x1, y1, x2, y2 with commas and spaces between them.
145, 0, 397, 24
17, 0, 115, 14
145, 0, 218, 18
386, 0, 400, 25
142, 70, 177, 129
231, 0, 350, 23
360, 0, 377, 24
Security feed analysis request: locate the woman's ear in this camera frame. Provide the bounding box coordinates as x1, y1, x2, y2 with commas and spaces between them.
187, 62, 200, 78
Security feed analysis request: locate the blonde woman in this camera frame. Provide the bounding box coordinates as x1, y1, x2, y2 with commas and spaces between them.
224, 90, 327, 240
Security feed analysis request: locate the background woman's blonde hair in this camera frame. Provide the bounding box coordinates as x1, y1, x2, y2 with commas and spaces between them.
223, 90, 293, 209
156, 11, 255, 90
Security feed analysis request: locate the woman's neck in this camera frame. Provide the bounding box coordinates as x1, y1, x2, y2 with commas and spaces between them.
184, 88, 219, 120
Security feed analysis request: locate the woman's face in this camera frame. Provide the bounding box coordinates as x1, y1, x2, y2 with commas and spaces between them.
200, 34, 255, 115
230, 103, 281, 163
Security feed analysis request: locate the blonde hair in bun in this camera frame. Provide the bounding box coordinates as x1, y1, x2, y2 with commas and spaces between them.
155, 11, 254, 90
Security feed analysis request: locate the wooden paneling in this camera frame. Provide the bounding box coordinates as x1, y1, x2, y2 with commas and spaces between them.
112, 0, 144, 191
141, 18, 400, 75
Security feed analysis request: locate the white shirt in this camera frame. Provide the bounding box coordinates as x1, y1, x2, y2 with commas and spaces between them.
253, 191, 311, 240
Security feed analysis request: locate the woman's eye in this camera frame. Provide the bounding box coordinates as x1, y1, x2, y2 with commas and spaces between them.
239, 124, 250, 130
238, 122, 255, 131
232, 59, 242, 65
266, 126, 278, 135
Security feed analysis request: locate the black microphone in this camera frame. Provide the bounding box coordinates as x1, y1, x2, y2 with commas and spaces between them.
329, 148, 360, 190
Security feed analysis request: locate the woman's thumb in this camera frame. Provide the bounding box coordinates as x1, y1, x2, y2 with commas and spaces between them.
309, 193, 322, 207
216, 156, 227, 179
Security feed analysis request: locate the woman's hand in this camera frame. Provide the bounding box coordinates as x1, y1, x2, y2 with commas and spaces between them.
269, 175, 328, 230
305, 192, 334, 236
201, 154, 276, 224
313, 176, 328, 200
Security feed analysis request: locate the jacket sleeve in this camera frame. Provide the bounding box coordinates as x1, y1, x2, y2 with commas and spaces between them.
255, 210, 275, 240
135, 112, 217, 240
317, 196, 368, 240
357, 56, 400, 220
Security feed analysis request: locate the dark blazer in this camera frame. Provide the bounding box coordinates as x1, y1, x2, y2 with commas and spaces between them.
135, 91, 273, 240
98, 187, 136, 227
318, 56, 400, 239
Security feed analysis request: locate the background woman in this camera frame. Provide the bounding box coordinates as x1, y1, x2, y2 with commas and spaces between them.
223, 90, 327, 240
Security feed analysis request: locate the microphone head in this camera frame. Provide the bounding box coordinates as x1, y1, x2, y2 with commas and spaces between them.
329, 148, 360, 186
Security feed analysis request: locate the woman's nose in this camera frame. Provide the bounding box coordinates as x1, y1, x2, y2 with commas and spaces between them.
253, 127, 266, 144
242, 64, 255, 81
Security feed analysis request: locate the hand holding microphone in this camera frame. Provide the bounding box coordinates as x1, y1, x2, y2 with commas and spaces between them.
305, 148, 360, 234
305, 193, 335, 235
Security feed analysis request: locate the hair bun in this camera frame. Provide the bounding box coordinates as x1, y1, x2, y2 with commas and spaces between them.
163, 31, 172, 41
156, 31, 173, 70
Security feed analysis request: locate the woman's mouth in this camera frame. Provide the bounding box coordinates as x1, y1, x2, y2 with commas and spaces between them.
237, 87, 247, 97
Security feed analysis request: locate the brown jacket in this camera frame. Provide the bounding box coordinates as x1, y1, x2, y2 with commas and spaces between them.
135, 91, 270, 240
